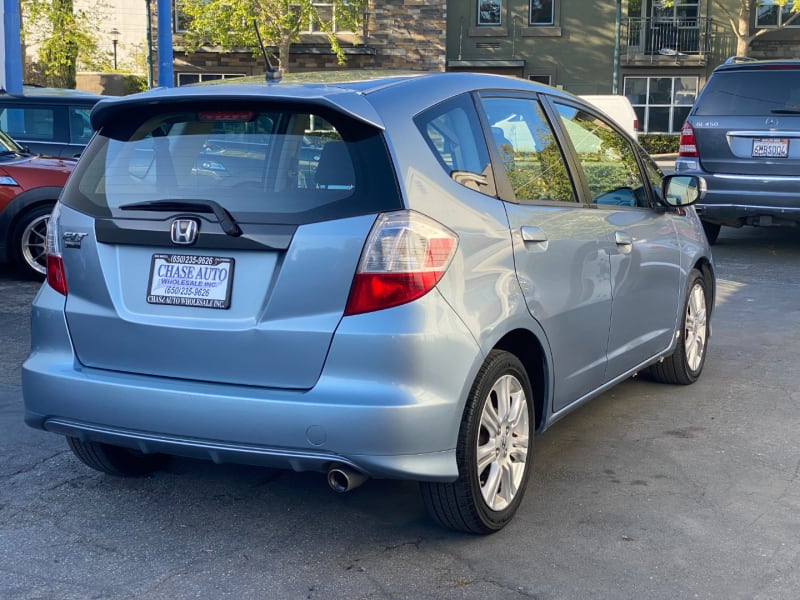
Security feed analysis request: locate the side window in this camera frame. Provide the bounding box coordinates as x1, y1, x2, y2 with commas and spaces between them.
480, 96, 575, 203
414, 94, 495, 196
3, 107, 55, 140
639, 150, 666, 205
554, 103, 649, 208
69, 107, 93, 144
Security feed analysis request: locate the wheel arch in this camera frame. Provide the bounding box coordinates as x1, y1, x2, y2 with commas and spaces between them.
493, 328, 550, 433
693, 256, 716, 314
0, 187, 61, 262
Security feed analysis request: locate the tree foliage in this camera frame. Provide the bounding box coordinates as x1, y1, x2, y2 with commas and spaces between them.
22, 0, 106, 88
178, 0, 366, 73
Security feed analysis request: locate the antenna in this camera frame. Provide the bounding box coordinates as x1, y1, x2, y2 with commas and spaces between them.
253, 20, 281, 82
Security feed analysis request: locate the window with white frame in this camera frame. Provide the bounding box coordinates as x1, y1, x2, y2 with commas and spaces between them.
756, 0, 800, 27
174, 0, 190, 33
530, 0, 554, 25
623, 76, 698, 133
478, 0, 502, 26
299, 2, 357, 33
176, 72, 245, 86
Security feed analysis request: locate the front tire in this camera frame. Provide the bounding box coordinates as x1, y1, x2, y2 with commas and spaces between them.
648, 269, 709, 385
420, 350, 534, 534
67, 437, 168, 477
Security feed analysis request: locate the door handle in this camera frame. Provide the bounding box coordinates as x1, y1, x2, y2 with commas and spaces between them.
521, 226, 548, 243
615, 231, 633, 253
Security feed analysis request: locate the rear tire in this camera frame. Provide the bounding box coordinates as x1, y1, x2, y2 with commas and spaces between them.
10, 203, 52, 280
420, 350, 534, 534
648, 269, 709, 385
67, 437, 168, 477
701, 221, 721, 245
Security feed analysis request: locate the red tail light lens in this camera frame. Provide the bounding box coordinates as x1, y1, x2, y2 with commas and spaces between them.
678, 122, 698, 157
46, 255, 68, 295
344, 211, 458, 316
45, 203, 67, 295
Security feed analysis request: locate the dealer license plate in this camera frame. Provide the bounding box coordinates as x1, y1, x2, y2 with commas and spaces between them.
147, 254, 234, 309
752, 138, 788, 158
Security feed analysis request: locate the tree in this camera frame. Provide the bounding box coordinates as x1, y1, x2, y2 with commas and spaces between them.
659, 0, 800, 57
712, 0, 800, 56
177, 0, 367, 74
22, 0, 106, 88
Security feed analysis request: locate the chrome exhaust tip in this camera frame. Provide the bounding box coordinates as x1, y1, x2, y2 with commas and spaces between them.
327, 465, 368, 493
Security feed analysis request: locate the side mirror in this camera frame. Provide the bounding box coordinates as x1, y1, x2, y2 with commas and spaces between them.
661, 174, 706, 207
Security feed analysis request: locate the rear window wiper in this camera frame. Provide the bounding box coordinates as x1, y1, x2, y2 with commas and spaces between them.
119, 199, 242, 237
770, 109, 800, 115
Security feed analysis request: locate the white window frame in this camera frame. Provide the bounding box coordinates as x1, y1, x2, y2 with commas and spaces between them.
529, 0, 554, 26
623, 75, 698, 134
176, 72, 246, 86
477, 0, 502, 26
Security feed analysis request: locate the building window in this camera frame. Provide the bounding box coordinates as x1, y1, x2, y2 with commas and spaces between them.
623, 76, 698, 133
530, 0, 554, 25
176, 73, 245, 86
478, 0, 502, 26
528, 75, 552, 85
756, 0, 800, 27
174, 0, 190, 33
297, 2, 357, 33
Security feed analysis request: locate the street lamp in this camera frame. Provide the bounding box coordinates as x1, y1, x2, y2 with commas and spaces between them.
110, 28, 120, 70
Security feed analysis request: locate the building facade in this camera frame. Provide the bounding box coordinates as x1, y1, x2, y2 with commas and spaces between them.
447, 0, 800, 133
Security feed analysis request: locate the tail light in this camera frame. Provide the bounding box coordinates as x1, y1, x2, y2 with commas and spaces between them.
45, 203, 67, 295
344, 211, 458, 316
678, 122, 698, 157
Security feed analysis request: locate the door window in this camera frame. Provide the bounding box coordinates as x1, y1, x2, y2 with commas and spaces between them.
479, 96, 575, 203
554, 103, 649, 208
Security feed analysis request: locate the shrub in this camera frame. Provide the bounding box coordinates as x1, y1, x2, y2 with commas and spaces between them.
639, 134, 679, 155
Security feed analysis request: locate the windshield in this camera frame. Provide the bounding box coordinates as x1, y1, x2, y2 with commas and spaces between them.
0, 128, 24, 155
61, 102, 400, 224
695, 69, 800, 116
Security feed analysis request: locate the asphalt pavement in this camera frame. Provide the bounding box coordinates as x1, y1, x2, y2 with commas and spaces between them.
1, 225, 798, 599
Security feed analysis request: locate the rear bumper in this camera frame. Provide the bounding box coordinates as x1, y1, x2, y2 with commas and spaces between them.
22, 285, 482, 482
676, 159, 800, 226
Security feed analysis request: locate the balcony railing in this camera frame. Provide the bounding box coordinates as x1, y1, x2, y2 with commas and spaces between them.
621, 17, 713, 65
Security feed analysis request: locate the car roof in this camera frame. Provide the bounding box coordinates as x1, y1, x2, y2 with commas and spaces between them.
90, 72, 575, 131
0, 85, 106, 103
713, 58, 800, 73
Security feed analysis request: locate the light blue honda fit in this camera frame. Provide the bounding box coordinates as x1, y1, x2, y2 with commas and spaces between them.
23, 73, 714, 533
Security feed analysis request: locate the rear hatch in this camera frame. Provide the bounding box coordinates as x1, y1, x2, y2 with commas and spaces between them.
58, 97, 400, 389
691, 67, 800, 176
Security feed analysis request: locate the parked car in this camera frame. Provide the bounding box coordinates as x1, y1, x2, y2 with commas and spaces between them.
22, 73, 714, 533
675, 57, 800, 244
0, 86, 105, 158
579, 94, 639, 138
0, 128, 76, 278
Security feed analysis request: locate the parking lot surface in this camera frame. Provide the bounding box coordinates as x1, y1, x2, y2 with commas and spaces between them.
1, 226, 798, 599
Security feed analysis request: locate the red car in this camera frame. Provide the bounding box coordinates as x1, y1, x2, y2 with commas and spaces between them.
0, 128, 76, 278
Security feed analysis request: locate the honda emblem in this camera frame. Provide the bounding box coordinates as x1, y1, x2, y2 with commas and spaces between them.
171, 219, 199, 245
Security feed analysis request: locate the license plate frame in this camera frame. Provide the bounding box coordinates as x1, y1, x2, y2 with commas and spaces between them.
147, 253, 234, 309
752, 138, 789, 158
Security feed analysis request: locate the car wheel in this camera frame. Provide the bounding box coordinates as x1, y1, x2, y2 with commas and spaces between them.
10, 204, 52, 280
701, 221, 721, 245
420, 350, 534, 534
66, 437, 168, 477
648, 269, 709, 385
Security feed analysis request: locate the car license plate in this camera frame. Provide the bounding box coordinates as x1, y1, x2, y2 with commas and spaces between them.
147, 254, 234, 309
752, 138, 788, 158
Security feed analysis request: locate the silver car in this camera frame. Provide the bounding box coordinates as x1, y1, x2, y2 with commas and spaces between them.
23, 73, 714, 533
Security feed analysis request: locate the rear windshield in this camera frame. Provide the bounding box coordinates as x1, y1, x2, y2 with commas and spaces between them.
61, 102, 400, 224
695, 69, 800, 116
